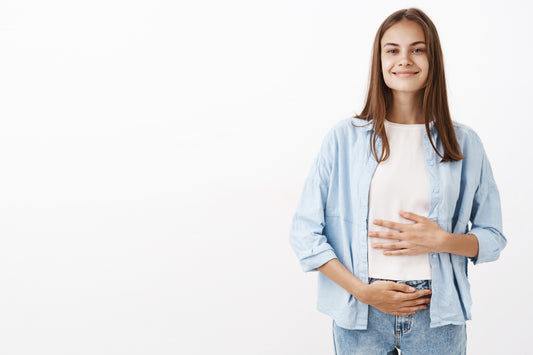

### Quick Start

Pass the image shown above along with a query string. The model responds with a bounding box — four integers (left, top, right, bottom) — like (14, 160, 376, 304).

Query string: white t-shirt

(367, 118, 432, 280)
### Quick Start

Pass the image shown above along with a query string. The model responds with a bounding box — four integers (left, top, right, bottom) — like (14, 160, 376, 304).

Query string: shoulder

(322, 117, 370, 144)
(325, 117, 372, 140)
(451, 120, 485, 150)
(452, 120, 481, 143)
(316, 117, 369, 157)
(450, 120, 491, 175)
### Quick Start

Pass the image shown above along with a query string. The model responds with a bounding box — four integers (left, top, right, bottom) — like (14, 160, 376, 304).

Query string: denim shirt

(289, 117, 507, 330)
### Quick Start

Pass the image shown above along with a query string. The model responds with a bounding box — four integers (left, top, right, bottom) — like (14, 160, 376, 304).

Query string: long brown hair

(353, 8, 464, 163)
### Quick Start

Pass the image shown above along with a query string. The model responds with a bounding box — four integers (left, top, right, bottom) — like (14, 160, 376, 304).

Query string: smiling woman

(381, 21, 429, 98)
(289, 7, 506, 355)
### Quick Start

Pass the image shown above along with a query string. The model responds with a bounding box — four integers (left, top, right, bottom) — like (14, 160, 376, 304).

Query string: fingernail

(409, 287, 415, 292)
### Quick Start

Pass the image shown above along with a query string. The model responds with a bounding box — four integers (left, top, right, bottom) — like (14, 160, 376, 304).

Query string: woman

(289, 8, 506, 354)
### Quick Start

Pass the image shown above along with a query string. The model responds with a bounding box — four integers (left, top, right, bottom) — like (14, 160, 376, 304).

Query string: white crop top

(367, 118, 432, 280)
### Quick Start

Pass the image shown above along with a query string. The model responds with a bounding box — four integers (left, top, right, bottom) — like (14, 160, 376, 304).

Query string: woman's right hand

(357, 280, 432, 316)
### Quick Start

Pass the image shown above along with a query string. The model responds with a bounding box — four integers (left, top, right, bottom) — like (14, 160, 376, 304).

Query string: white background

(0, 0, 530, 354)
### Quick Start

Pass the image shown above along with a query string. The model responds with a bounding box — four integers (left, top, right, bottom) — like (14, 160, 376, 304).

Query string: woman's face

(380, 19, 429, 95)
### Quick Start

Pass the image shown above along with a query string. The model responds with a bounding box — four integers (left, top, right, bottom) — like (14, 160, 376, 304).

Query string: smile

(393, 71, 419, 77)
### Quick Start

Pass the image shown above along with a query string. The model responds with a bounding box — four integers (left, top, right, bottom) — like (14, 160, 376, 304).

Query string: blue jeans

(332, 278, 466, 354)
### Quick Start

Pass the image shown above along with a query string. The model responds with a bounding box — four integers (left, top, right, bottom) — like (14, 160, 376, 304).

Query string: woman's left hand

(369, 211, 447, 255)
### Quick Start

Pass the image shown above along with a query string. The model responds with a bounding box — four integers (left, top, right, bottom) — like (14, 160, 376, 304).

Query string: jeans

(332, 278, 466, 355)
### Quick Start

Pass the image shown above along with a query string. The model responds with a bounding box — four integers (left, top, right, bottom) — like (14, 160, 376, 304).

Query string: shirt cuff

(467, 227, 503, 265)
(299, 249, 337, 272)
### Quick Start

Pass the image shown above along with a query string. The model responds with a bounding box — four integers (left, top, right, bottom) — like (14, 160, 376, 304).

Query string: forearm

(316, 258, 367, 300)
(439, 231, 479, 258)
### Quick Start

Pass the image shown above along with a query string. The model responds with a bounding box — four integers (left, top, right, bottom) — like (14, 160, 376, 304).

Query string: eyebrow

(383, 41, 426, 47)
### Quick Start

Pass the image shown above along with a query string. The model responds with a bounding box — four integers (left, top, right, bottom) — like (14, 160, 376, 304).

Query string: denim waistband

(369, 278, 432, 291)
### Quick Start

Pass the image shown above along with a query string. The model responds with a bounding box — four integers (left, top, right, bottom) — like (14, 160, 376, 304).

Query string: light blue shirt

(289, 117, 507, 330)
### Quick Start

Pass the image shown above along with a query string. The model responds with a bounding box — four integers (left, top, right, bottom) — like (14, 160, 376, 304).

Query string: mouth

(393, 71, 419, 77)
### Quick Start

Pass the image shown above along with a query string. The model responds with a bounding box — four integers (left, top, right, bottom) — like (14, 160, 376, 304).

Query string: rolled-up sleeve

(289, 130, 338, 272)
(467, 137, 507, 265)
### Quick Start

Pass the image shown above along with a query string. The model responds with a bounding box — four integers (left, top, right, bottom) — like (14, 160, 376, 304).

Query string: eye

(386, 49, 398, 54)
(413, 48, 425, 54)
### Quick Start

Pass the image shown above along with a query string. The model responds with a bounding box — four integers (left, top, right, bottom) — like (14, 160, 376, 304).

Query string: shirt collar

(351, 117, 436, 133)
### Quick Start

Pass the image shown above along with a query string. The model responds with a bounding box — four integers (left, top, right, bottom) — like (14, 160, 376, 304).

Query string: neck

(388, 90, 424, 124)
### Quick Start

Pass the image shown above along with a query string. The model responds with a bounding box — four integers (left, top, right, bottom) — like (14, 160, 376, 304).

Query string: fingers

(386, 281, 432, 297)
(372, 219, 401, 232)
(371, 283, 432, 315)
(399, 210, 424, 223)
(389, 283, 432, 300)
(377, 283, 432, 315)
(369, 231, 403, 240)
(402, 304, 429, 313)
(372, 241, 405, 249)
(403, 296, 432, 307)
(413, 289, 432, 298)
(400, 290, 431, 305)
(388, 304, 429, 316)
(389, 282, 416, 293)
(407, 288, 432, 298)
(383, 249, 411, 256)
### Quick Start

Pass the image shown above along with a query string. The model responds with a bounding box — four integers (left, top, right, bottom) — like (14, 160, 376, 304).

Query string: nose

(398, 51, 413, 67)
